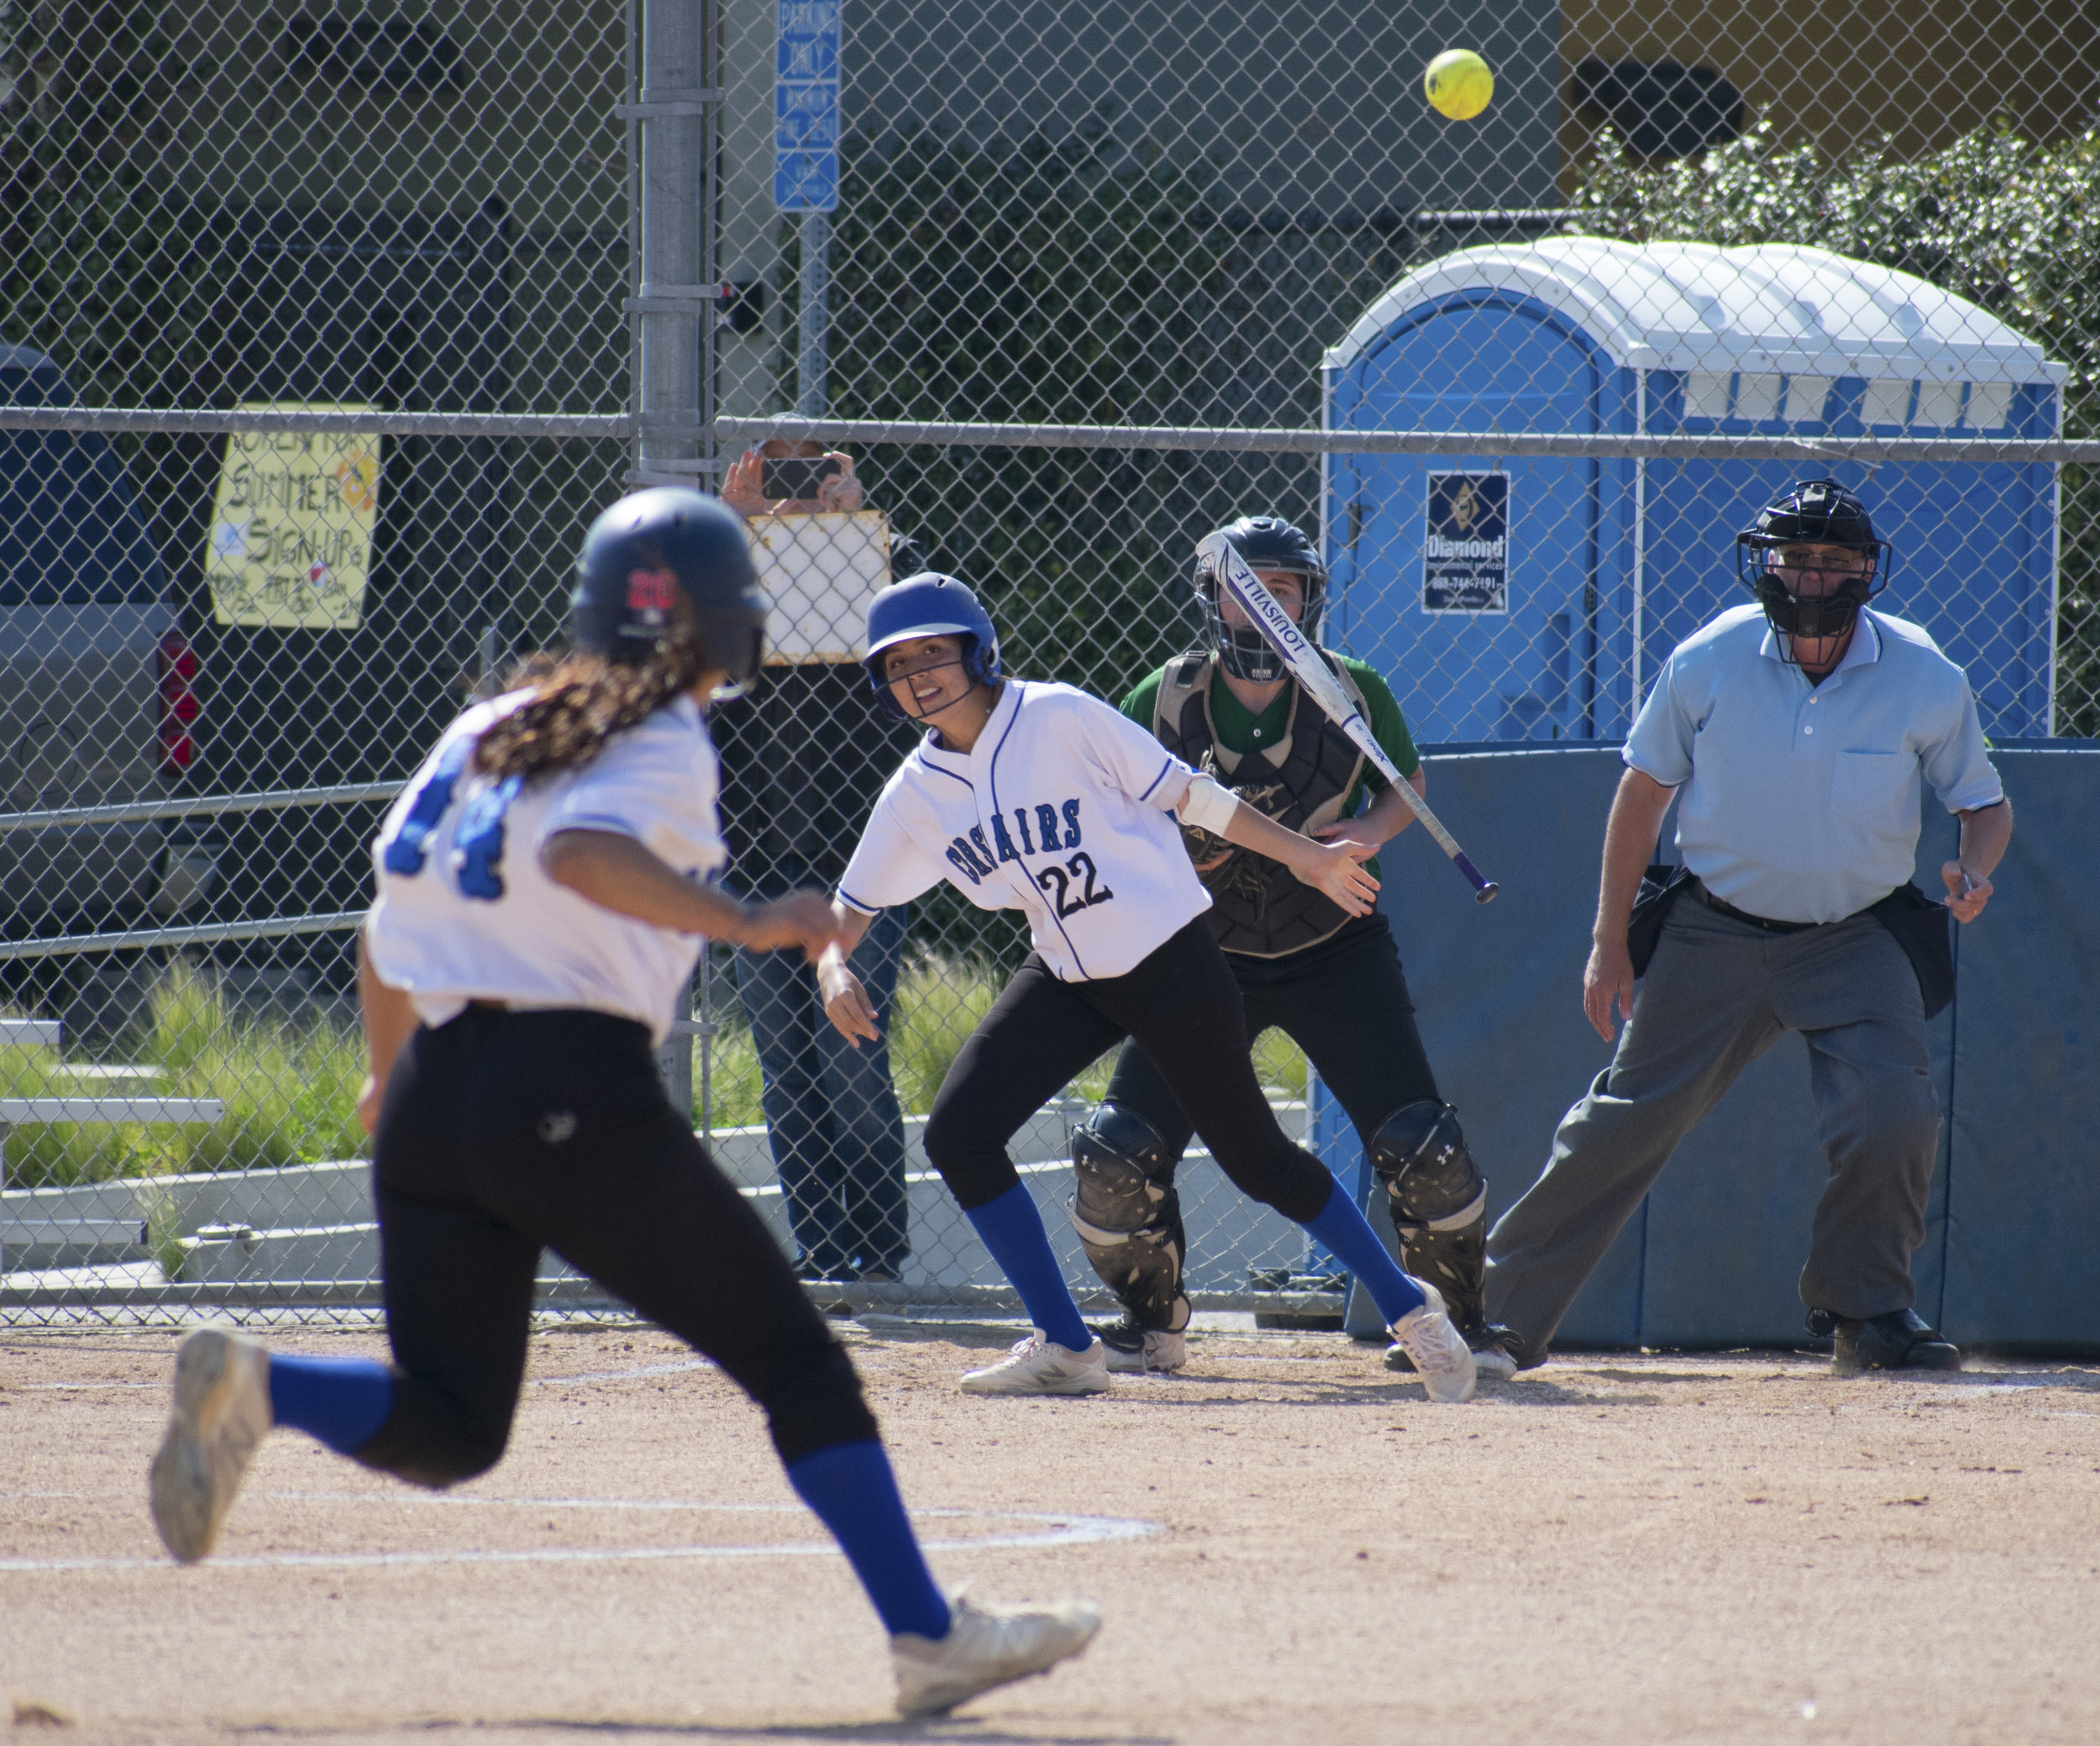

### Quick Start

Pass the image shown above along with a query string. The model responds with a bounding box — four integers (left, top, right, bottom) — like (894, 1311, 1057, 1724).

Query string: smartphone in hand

(762, 455, 842, 501)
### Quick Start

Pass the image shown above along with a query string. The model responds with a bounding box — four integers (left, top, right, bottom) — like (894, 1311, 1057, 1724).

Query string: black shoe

(1811, 1307, 1963, 1375)
(793, 1258, 851, 1285)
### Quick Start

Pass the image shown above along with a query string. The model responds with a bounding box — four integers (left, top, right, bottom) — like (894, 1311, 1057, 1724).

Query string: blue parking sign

(774, 0, 841, 213)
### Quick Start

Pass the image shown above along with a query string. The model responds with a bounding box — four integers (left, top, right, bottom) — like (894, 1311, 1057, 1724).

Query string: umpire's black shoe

(1814, 1307, 1963, 1375)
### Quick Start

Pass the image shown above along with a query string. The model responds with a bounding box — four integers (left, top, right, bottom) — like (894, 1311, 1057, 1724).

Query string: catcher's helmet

(1735, 479, 1890, 654)
(1193, 516, 1327, 681)
(570, 488, 767, 696)
(863, 571, 1003, 720)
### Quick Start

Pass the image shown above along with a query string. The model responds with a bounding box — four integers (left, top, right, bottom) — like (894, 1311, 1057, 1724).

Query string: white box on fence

(745, 509, 892, 661)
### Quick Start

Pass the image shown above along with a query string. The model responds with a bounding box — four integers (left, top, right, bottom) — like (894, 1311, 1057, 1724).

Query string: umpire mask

(1735, 479, 1890, 655)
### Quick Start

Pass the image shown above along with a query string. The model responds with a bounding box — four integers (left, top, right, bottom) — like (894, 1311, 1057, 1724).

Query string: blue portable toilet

(1320, 239, 2066, 743)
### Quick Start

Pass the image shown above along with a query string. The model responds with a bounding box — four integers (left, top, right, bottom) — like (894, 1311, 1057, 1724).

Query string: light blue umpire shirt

(1624, 603, 2005, 925)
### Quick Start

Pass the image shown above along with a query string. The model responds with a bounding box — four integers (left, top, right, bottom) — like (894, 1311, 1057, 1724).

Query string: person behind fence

(719, 440, 913, 1284)
(815, 571, 1479, 1403)
(143, 488, 1100, 1718)
(1073, 515, 1516, 1380)
(1482, 479, 2013, 1377)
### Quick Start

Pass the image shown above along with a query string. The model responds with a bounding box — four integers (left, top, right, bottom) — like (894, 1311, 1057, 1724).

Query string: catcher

(1071, 515, 1515, 1377)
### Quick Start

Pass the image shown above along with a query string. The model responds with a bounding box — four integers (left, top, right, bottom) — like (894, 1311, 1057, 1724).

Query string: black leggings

(1102, 912, 1441, 1173)
(922, 919, 1335, 1223)
(356, 1006, 876, 1487)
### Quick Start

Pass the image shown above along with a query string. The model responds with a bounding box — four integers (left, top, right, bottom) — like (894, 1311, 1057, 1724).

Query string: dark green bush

(1567, 120, 2100, 732)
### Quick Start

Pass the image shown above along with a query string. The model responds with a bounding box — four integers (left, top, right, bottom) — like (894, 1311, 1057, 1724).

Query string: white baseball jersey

(838, 679, 1210, 981)
(365, 689, 727, 1043)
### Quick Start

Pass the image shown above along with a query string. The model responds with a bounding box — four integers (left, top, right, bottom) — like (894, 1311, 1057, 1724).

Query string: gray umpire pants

(1484, 893, 1941, 1360)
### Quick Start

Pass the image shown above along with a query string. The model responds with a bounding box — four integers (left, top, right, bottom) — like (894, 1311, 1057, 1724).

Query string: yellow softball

(1425, 49, 1494, 121)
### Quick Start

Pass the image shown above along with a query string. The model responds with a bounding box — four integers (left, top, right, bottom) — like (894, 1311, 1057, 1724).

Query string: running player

(1072, 517, 1515, 1379)
(145, 490, 1099, 1719)
(817, 571, 1478, 1403)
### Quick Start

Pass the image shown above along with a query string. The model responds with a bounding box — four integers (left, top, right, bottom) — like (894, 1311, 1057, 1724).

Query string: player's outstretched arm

(1186, 777, 1380, 916)
(816, 901, 882, 1047)
(543, 828, 848, 959)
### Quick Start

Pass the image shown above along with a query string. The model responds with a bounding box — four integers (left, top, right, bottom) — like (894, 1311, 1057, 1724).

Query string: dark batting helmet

(862, 571, 1003, 721)
(1735, 479, 1891, 651)
(570, 488, 768, 695)
(1193, 515, 1328, 681)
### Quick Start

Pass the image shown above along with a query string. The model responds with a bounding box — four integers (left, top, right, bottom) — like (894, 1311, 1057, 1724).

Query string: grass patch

(681, 953, 1308, 1128)
(0, 964, 365, 1189)
(0, 959, 1311, 1183)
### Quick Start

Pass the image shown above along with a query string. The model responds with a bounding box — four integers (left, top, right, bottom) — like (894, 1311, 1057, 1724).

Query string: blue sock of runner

(265, 1353, 396, 1455)
(1301, 1179, 1427, 1325)
(785, 1439, 951, 1640)
(963, 1184, 1093, 1354)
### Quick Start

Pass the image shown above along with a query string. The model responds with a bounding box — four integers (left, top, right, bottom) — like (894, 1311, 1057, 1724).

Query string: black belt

(1693, 880, 1819, 935)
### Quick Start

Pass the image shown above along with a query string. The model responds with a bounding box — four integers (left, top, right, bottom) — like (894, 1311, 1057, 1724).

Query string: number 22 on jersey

(1037, 851, 1113, 919)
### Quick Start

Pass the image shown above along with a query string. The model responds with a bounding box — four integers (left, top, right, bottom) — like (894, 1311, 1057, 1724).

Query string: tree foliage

(1567, 120, 2100, 731)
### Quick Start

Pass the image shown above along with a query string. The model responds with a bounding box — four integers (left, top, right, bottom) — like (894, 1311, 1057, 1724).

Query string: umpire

(1483, 480, 2012, 1375)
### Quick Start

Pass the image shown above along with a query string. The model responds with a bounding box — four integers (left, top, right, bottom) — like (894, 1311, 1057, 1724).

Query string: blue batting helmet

(863, 571, 1001, 719)
(570, 488, 767, 692)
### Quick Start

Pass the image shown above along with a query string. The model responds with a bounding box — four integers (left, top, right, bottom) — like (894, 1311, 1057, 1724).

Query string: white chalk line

(0, 1491, 1160, 1575)
(17, 1358, 717, 1392)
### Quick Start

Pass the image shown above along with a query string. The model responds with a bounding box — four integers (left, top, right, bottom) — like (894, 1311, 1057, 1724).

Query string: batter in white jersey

(838, 676, 1210, 981)
(144, 493, 1102, 1714)
(820, 573, 1479, 1402)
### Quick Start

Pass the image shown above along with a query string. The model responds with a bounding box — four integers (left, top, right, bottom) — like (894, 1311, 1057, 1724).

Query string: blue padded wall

(1939, 746, 2100, 1354)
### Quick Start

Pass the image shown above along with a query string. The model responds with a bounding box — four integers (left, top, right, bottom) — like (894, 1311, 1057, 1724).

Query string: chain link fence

(2, 0, 2095, 1323)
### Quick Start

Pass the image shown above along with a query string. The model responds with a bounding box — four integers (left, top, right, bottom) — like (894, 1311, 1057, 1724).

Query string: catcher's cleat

(1095, 1316, 1188, 1375)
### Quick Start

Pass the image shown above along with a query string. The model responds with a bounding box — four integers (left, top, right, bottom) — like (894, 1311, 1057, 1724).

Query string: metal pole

(798, 210, 829, 418)
(638, 0, 705, 483)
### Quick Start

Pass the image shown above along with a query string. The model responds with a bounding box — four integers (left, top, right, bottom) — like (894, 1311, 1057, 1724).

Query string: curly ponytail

(474, 628, 708, 782)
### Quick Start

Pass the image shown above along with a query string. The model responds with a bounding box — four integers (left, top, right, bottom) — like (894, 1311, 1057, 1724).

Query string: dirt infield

(3, 1317, 2097, 1745)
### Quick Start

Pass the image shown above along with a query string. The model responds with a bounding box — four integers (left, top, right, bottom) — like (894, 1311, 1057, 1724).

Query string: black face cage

(1735, 534, 1892, 652)
(1194, 564, 1329, 681)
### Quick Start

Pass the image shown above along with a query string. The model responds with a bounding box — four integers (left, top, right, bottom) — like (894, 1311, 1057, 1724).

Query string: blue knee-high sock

(266, 1354, 396, 1456)
(1301, 1180, 1426, 1326)
(963, 1183, 1092, 1354)
(786, 1439, 951, 1640)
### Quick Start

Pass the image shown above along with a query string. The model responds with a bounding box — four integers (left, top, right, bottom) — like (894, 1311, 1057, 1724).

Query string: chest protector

(1152, 650, 1369, 959)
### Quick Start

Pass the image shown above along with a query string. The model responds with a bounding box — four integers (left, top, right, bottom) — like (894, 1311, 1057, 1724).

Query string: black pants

(356, 1006, 876, 1488)
(1102, 913, 1441, 1170)
(922, 919, 1335, 1223)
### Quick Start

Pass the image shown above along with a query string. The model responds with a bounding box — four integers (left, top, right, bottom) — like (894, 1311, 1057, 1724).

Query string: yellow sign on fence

(205, 409, 381, 629)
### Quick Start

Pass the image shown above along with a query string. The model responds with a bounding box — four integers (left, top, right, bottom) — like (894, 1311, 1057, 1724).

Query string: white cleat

(893, 1591, 1102, 1717)
(1471, 1341, 1520, 1383)
(958, 1333, 1111, 1396)
(1387, 1281, 1478, 1403)
(150, 1325, 273, 1562)
(1098, 1320, 1188, 1375)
